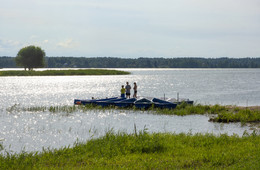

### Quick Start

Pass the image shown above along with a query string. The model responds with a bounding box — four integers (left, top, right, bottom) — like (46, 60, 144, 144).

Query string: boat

(114, 98, 137, 108)
(134, 98, 153, 109)
(74, 96, 193, 109)
(152, 98, 177, 109)
(74, 97, 118, 105)
(95, 97, 126, 107)
(166, 98, 194, 105)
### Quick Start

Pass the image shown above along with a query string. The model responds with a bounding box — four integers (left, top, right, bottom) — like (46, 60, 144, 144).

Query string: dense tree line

(0, 56, 17, 68)
(1, 56, 260, 68)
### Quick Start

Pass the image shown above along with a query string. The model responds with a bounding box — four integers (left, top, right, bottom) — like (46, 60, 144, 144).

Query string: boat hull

(74, 97, 118, 105)
(95, 98, 126, 107)
(134, 98, 153, 109)
(74, 96, 192, 109)
(114, 98, 137, 108)
(152, 98, 177, 109)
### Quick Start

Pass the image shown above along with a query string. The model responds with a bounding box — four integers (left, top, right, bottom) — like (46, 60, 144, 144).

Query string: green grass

(0, 69, 130, 76)
(155, 103, 260, 123)
(212, 109, 260, 123)
(0, 131, 259, 169)
(155, 103, 226, 115)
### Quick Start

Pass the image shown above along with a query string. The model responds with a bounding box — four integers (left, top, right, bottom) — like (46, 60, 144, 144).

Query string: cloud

(1, 0, 260, 57)
(0, 39, 21, 47)
(0, 38, 23, 55)
(30, 35, 38, 39)
(0, 38, 21, 50)
(57, 39, 78, 48)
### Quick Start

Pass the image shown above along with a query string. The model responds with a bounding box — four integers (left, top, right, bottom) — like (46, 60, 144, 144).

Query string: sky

(0, 0, 260, 58)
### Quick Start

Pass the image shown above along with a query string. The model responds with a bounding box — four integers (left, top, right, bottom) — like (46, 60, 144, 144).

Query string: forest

(1, 56, 260, 68)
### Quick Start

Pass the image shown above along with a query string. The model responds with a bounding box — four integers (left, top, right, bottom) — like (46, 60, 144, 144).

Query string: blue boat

(74, 97, 118, 105)
(152, 98, 177, 109)
(95, 97, 126, 107)
(180, 100, 194, 105)
(134, 98, 153, 109)
(114, 98, 137, 108)
(166, 98, 194, 105)
(74, 96, 192, 109)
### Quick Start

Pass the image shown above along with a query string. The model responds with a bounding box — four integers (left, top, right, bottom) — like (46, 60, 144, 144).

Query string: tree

(15, 45, 46, 70)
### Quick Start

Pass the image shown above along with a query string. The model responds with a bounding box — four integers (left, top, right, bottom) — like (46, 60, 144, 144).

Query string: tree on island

(15, 45, 46, 70)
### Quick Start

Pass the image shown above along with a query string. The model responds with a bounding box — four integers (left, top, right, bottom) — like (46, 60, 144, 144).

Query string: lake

(0, 68, 259, 154)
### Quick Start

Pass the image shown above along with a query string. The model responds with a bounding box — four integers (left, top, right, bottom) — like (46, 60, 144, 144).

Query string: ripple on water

(0, 109, 255, 154)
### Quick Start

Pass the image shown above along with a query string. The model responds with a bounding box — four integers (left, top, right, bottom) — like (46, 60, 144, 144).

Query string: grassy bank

(0, 131, 259, 169)
(0, 69, 130, 76)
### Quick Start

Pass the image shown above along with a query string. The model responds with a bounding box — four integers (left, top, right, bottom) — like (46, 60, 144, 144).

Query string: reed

(0, 131, 259, 169)
(0, 143, 3, 152)
(5, 104, 260, 123)
(154, 104, 226, 116)
(211, 108, 260, 123)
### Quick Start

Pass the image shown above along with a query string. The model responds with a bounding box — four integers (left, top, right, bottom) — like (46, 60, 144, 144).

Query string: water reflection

(0, 109, 254, 154)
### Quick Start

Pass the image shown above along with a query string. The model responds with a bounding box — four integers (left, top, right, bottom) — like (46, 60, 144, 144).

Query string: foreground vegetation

(0, 131, 259, 169)
(0, 69, 130, 76)
(2, 104, 260, 169)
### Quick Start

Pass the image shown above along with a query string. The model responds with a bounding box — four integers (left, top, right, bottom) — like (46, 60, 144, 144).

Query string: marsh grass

(213, 108, 260, 123)
(154, 103, 260, 123)
(0, 131, 259, 169)
(0, 141, 3, 152)
(6, 103, 260, 123)
(0, 69, 130, 76)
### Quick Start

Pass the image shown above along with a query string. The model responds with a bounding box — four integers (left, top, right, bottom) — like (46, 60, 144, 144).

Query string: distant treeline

(1, 56, 260, 68)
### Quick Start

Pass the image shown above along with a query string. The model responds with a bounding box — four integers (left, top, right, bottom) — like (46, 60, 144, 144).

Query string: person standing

(133, 82, 137, 98)
(125, 82, 131, 99)
(121, 85, 125, 98)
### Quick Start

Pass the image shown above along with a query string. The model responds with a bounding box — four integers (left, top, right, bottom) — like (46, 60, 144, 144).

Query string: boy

(121, 85, 125, 98)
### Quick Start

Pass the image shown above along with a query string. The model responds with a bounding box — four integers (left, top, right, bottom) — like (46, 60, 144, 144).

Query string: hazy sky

(1, 0, 260, 58)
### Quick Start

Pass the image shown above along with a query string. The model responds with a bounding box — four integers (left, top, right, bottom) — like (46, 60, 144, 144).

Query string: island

(0, 69, 130, 76)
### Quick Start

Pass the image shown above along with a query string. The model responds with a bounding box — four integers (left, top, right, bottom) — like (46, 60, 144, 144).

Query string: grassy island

(1, 131, 259, 169)
(0, 69, 130, 76)
(156, 103, 260, 123)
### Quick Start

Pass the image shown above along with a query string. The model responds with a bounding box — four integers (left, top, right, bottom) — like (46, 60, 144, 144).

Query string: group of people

(121, 82, 137, 98)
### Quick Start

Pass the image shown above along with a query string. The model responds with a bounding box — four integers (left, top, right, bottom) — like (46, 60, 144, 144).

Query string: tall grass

(6, 104, 103, 114)
(0, 141, 3, 152)
(0, 69, 130, 76)
(0, 131, 259, 169)
(154, 103, 260, 123)
(213, 108, 260, 123)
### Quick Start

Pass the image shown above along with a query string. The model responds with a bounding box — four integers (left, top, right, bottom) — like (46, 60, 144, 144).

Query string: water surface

(0, 68, 259, 154)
